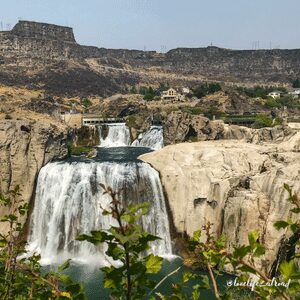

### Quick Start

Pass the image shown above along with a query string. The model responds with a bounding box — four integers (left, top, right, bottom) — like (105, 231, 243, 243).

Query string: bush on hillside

(292, 78, 300, 88)
(237, 86, 286, 99)
(192, 83, 221, 98)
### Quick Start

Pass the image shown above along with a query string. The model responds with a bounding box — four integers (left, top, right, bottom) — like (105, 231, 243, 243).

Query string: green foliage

(252, 114, 284, 128)
(0, 187, 85, 299)
(253, 114, 273, 128)
(264, 97, 282, 108)
(203, 106, 225, 120)
(192, 83, 221, 98)
(125, 115, 138, 128)
(77, 185, 163, 299)
(181, 105, 224, 119)
(157, 83, 169, 93)
(176, 200, 300, 300)
(140, 86, 162, 101)
(1, 181, 299, 300)
(67, 143, 93, 156)
(237, 85, 286, 99)
(181, 107, 204, 115)
(265, 95, 299, 109)
(273, 117, 284, 126)
(292, 79, 300, 88)
(80, 98, 92, 108)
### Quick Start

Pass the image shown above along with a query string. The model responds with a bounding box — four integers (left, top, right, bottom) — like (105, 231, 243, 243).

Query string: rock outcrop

(140, 134, 300, 274)
(163, 111, 296, 145)
(0, 120, 68, 232)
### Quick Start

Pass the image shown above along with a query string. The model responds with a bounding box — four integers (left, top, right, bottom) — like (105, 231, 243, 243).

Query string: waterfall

(98, 123, 164, 150)
(132, 126, 164, 150)
(27, 160, 172, 265)
(98, 123, 131, 147)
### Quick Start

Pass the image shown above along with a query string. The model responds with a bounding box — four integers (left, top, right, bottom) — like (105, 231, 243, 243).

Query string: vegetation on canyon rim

(0, 184, 299, 299)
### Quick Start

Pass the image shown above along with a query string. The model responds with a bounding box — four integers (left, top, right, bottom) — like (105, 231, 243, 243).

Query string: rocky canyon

(141, 131, 300, 274)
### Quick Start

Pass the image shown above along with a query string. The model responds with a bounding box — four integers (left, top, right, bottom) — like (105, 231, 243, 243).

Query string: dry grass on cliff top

(0, 85, 67, 128)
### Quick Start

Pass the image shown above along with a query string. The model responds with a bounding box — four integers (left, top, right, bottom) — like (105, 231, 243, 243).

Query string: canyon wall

(140, 132, 300, 274)
(1, 21, 300, 97)
(0, 120, 68, 232)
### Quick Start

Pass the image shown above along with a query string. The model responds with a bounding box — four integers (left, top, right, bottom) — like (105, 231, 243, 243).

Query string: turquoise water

(60, 257, 231, 300)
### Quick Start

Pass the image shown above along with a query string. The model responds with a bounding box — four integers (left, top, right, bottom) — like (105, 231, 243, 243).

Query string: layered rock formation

(140, 132, 300, 274)
(1, 20, 300, 97)
(163, 111, 296, 145)
(0, 120, 68, 232)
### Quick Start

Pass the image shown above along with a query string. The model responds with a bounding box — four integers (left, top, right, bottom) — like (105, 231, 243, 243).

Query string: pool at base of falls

(42, 257, 233, 300)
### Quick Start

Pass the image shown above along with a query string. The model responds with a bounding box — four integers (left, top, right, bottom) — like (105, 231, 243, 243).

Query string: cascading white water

(98, 123, 164, 150)
(132, 126, 164, 150)
(27, 160, 172, 265)
(98, 123, 131, 147)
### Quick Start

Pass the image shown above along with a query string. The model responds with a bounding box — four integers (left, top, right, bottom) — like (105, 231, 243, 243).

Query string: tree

(207, 83, 221, 94)
(1, 183, 299, 299)
(77, 185, 163, 300)
(292, 79, 300, 88)
(81, 98, 92, 109)
(192, 83, 222, 99)
(0, 186, 85, 299)
(253, 114, 273, 128)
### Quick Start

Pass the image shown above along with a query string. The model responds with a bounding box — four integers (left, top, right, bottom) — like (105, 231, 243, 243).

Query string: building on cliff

(267, 91, 283, 99)
(161, 88, 190, 101)
(161, 88, 178, 100)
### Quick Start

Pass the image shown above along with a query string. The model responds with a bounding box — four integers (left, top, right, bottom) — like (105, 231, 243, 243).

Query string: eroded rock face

(163, 111, 296, 145)
(163, 111, 224, 144)
(140, 136, 300, 274)
(93, 94, 147, 118)
(0, 120, 67, 232)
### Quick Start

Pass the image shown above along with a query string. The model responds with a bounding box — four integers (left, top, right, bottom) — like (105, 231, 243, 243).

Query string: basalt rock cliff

(1, 21, 300, 97)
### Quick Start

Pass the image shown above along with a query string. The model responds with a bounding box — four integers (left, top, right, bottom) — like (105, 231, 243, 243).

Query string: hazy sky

(1, 0, 300, 51)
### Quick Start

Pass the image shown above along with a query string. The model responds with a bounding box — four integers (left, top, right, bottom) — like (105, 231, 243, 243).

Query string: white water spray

(132, 126, 164, 150)
(27, 161, 172, 265)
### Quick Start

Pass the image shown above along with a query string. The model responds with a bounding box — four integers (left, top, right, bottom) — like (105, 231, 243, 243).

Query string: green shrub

(77, 186, 163, 299)
(237, 86, 286, 99)
(265, 95, 298, 109)
(192, 83, 221, 98)
(273, 117, 284, 126)
(253, 114, 273, 128)
(265, 97, 282, 108)
(81, 98, 92, 108)
(126, 115, 138, 128)
(0, 187, 85, 299)
(68, 144, 93, 156)
(182, 107, 204, 115)
(292, 78, 300, 88)
(143, 93, 155, 101)
(203, 106, 225, 120)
